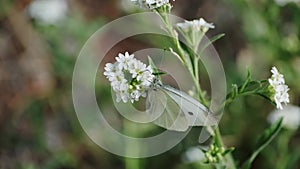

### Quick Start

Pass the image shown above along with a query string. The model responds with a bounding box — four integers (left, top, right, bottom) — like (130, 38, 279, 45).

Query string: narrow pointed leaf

(241, 118, 283, 169)
(200, 33, 225, 55)
(148, 56, 158, 74)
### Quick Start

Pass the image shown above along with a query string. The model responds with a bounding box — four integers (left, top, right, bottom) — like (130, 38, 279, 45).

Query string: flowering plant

(104, 52, 154, 103)
(103, 1, 293, 169)
(268, 67, 290, 109)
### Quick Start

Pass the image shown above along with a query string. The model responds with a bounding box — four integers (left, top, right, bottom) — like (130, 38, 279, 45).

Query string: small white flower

(116, 52, 134, 70)
(131, 0, 172, 9)
(140, 66, 154, 86)
(146, 0, 169, 9)
(103, 63, 116, 78)
(176, 18, 214, 48)
(268, 66, 289, 109)
(268, 105, 300, 130)
(130, 90, 141, 102)
(115, 82, 130, 103)
(130, 60, 147, 79)
(177, 18, 215, 33)
(270, 67, 285, 84)
(104, 52, 155, 103)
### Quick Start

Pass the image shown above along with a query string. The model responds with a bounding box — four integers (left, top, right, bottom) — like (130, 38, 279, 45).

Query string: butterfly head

(150, 77, 163, 90)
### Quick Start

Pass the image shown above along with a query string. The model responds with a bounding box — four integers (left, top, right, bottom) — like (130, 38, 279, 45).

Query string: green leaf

(241, 118, 283, 169)
(243, 81, 261, 92)
(148, 56, 158, 74)
(152, 71, 167, 76)
(148, 56, 166, 80)
(199, 33, 225, 55)
(257, 93, 273, 103)
(240, 69, 252, 93)
(231, 84, 238, 99)
(222, 147, 235, 156)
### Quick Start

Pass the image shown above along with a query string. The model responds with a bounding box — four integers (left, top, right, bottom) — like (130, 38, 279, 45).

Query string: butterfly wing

(162, 85, 218, 126)
(146, 88, 189, 131)
(146, 88, 167, 121)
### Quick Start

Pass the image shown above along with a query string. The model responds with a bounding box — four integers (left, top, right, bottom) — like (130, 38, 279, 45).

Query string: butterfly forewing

(162, 85, 217, 126)
(146, 88, 167, 121)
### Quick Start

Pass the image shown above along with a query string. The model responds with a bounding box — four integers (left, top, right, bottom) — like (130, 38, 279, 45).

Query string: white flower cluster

(131, 0, 171, 9)
(268, 105, 300, 130)
(268, 67, 290, 109)
(104, 52, 155, 103)
(177, 18, 215, 33)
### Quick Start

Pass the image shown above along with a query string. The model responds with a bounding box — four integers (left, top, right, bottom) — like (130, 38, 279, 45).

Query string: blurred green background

(0, 0, 300, 169)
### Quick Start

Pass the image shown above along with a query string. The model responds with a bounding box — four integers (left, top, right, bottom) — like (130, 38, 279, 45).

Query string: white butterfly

(146, 77, 218, 131)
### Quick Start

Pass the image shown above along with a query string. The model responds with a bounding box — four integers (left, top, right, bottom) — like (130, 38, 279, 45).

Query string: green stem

(124, 120, 140, 169)
(221, 90, 262, 110)
(125, 158, 139, 169)
(155, 8, 236, 169)
(193, 57, 209, 107)
(158, 11, 208, 107)
(156, 11, 193, 72)
(215, 128, 237, 169)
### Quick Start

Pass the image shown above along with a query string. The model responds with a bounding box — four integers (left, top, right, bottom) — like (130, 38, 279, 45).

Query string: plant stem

(158, 11, 209, 107)
(215, 128, 237, 169)
(156, 11, 192, 72)
(123, 120, 140, 169)
(221, 90, 262, 110)
(156, 8, 236, 169)
(125, 158, 140, 169)
(193, 57, 209, 107)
